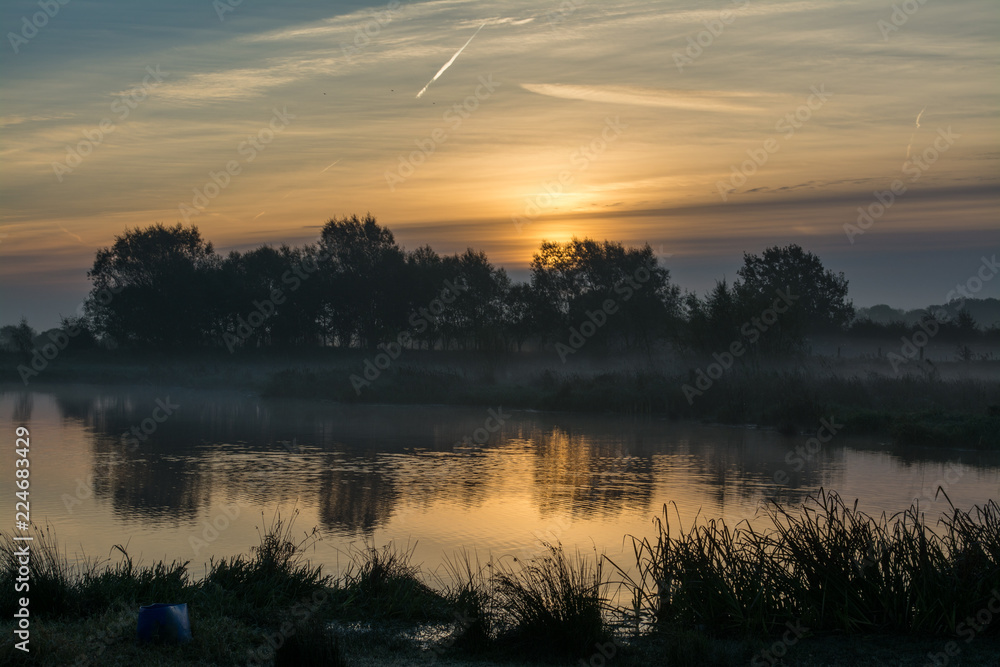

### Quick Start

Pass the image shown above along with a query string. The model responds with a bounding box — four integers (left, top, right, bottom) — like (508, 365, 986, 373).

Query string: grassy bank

(3, 494, 999, 666)
(4, 349, 999, 447)
(262, 365, 1000, 447)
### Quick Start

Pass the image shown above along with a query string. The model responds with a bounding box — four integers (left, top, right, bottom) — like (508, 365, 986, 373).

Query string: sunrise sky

(1, 0, 997, 329)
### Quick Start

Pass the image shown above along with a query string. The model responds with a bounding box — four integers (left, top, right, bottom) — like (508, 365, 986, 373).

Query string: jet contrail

(416, 22, 487, 99)
(58, 225, 83, 244)
(905, 106, 927, 161)
(320, 159, 341, 173)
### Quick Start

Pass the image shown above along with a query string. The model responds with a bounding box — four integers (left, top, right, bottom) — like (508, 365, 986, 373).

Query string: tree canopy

(75, 219, 863, 356)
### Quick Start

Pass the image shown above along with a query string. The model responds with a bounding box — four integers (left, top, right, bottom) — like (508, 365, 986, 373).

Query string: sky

(1, 0, 998, 330)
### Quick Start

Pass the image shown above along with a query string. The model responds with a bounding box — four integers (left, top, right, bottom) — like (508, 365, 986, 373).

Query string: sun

(534, 225, 577, 245)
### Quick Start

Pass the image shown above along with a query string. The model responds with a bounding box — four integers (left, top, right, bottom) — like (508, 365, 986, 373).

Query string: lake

(3, 385, 998, 587)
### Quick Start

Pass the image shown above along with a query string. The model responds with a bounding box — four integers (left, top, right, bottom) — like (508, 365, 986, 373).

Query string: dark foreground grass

(612, 490, 1000, 639)
(2, 493, 999, 666)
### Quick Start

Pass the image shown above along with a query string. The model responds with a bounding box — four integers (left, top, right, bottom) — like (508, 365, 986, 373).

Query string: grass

(611, 490, 1000, 640)
(490, 544, 610, 660)
(331, 541, 450, 622)
(3, 494, 1000, 665)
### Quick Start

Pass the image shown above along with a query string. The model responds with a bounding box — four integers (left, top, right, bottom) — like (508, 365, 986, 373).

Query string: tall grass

(4, 494, 999, 664)
(0, 523, 79, 617)
(613, 490, 1000, 639)
(201, 509, 329, 622)
(491, 544, 611, 659)
(435, 544, 615, 660)
(333, 540, 449, 622)
(1, 523, 192, 619)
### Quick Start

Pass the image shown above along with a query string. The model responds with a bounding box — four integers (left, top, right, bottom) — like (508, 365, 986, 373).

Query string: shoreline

(3, 349, 998, 449)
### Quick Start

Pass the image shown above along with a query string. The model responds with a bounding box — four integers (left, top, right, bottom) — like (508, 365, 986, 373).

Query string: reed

(613, 490, 1000, 639)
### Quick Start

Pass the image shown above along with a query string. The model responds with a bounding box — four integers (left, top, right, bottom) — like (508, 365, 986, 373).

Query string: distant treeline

(2, 215, 996, 357)
(857, 299, 1000, 330)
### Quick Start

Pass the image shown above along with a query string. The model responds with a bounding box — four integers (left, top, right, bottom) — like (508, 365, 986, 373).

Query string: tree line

(3, 215, 993, 358)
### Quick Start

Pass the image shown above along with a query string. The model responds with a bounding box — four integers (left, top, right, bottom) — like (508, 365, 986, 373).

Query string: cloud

(456, 16, 534, 28)
(0, 113, 75, 128)
(519, 84, 766, 113)
(148, 65, 304, 106)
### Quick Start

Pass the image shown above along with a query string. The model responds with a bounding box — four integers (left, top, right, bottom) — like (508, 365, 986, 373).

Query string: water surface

(2, 386, 997, 585)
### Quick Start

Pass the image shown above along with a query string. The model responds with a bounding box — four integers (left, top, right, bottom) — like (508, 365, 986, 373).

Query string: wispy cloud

(0, 113, 75, 128)
(520, 84, 766, 113)
(150, 65, 302, 106)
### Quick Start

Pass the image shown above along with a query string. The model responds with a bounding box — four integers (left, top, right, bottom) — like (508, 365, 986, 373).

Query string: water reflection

(1, 386, 997, 566)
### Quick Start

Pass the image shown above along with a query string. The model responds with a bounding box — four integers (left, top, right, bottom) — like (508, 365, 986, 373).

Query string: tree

(442, 249, 511, 352)
(530, 238, 681, 352)
(317, 214, 406, 348)
(0, 317, 36, 361)
(85, 223, 218, 347)
(684, 279, 741, 351)
(734, 244, 853, 350)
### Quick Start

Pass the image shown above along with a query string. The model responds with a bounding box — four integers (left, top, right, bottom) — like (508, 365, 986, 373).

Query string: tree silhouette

(735, 244, 853, 350)
(530, 238, 680, 352)
(71, 219, 883, 359)
(317, 214, 406, 348)
(86, 223, 218, 347)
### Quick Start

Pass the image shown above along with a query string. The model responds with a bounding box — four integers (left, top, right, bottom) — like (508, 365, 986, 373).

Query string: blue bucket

(136, 602, 192, 644)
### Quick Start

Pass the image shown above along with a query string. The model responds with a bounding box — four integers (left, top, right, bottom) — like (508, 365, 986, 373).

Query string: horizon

(2, 0, 998, 329)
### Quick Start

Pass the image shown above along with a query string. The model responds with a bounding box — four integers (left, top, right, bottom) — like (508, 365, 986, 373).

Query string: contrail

(904, 106, 927, 161)
(253, 211, 266, 220)
(58, 225, 83, 244)
(416, 22, 487, 99)
(320, 159, 341, 173)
